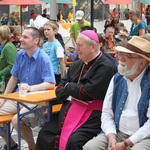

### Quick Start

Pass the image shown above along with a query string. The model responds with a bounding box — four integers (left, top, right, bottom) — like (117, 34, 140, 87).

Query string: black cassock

(35, 53, 117, 150)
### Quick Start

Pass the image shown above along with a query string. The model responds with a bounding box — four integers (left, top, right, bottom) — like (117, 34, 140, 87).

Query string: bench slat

(52, 104, 62, 113)
(0, 115, 15, 123)
(0, 104, 62, 124)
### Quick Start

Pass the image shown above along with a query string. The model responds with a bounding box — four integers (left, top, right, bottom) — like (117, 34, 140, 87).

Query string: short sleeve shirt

(69, 20, 91, 41)
(43, 40, 64, 75)
(11, 47, 56, 86)
(129, 21, 146, 36)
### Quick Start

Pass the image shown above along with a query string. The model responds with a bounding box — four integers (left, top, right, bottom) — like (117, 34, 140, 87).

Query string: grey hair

(79, 33, 100, 50)
(106, 26, 115, 33)
(30, 7, 39, 14)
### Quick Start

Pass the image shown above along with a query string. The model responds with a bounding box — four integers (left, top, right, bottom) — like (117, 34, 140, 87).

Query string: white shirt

(29, 19, 34, 27)
(31, 15, 49, 29)
(101, 69, 150, 144)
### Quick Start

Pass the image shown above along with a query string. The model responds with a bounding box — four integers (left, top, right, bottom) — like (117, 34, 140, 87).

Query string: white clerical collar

(84, 51, 101, 64)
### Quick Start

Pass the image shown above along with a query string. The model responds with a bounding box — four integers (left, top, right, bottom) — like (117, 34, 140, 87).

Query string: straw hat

(115, 36, 150, 61)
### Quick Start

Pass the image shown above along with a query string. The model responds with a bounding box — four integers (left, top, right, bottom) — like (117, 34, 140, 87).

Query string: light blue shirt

(11, 47, 56, 91)
(43, 40, 63, 75)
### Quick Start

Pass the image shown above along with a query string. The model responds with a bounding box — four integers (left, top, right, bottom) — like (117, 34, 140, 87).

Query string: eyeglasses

(30, 12, 34, 16)
(118, 52, 141, 60)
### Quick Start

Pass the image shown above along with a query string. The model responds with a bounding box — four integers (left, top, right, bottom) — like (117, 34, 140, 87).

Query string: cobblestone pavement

(0, 125, 41, 150)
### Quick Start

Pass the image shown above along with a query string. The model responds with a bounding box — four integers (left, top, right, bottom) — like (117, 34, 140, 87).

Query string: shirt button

(120, 108, 122, 110)
(26, 78, 28, 79)
(89, 106, 93, 110)
(123, 101, 125, 103)
(27, 69, 29, 71)
(125, 93, 127, 95)
(118, 115, 119, 117)
(28, 61, 30, 62)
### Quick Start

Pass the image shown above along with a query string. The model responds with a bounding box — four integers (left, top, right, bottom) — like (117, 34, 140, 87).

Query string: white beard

(118, 60, 139, 77)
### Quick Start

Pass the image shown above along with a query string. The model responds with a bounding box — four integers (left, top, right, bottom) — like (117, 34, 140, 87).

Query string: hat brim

(115, 46, 150, 61)
(76, 17, 82, 20)
(115, 46, 134, 54)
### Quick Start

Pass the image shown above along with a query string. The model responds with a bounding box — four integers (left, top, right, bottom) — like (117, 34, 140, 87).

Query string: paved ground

(0, 124, 41, 150)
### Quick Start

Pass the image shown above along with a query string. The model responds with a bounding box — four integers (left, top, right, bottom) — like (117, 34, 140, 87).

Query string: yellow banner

(119, 4, 121, 9)
(73, 0, 76, 6)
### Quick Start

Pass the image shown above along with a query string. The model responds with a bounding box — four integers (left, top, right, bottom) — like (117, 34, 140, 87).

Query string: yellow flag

(73, 0, 76, 6)
(119, 4, 121, 9)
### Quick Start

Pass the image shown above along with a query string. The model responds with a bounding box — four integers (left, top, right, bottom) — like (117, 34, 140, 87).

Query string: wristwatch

(123, 140, 131, 150)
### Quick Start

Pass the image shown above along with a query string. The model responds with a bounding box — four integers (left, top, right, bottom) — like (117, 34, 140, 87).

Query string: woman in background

(129, 8, 146, 37)
(0, 25, 17, 91)
(1, 13, 8, 25)
(68, 8, 73, 23)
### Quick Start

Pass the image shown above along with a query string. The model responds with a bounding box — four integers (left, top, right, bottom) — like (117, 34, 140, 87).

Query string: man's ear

(34, 38, 39, 44)
(91, 43, 97, 53)
(138, 58, 147, 69)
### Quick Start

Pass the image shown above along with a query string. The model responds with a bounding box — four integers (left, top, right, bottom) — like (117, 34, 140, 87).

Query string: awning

(99, 0, 132, 5)
(0, 0, 45, 4)
(41, 0, 72, 4)
(140, 0, 150, 3)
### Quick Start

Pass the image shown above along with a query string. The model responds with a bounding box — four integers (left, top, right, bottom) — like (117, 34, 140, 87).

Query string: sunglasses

(30, 12, 34, 16)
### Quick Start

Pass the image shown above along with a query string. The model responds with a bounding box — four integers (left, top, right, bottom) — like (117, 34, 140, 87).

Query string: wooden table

(66, 61, 73, 66)
(0, 89, 57, 150)
(106, 51, 115, 56)
(0, 89, 56, 104)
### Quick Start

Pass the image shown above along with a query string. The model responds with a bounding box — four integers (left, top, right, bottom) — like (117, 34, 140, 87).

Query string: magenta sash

(59, 99, 103, 150)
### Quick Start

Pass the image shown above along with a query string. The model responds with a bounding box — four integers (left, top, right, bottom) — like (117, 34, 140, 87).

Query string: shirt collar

(22, 47, 41, 60)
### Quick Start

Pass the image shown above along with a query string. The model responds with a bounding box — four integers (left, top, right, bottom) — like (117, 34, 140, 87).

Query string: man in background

(30, 7, 49, 29)
(69, 10, 90, 47)
(42, 8, 47, 18)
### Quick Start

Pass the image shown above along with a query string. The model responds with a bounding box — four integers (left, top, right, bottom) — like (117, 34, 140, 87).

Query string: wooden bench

(0, 104, 62, 126)
(66, 61, 73, 66)
(0, 104, 62, 125)
(0, 115, 15, 150)
(52, 104, 62, 113)
(0, 115, 15, 124)
(0, 104, 62, 149)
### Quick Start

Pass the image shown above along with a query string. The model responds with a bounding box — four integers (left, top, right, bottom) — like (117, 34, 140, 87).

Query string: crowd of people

(0, 5, 150, 150)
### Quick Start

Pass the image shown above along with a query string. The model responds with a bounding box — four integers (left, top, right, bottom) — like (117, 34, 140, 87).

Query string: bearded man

(83, 36, 150, 150)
